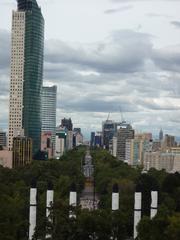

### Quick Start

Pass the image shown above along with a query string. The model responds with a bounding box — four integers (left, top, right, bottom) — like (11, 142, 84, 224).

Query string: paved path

(80, 150, 99, 210)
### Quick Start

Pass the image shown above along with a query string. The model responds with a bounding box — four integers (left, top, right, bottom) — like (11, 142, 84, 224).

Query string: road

(80, 149, 99, 210)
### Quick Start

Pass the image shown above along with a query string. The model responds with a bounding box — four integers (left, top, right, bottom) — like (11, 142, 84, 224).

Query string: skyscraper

(159, 129, 163, 141)
(41, 86, 57, 155)
(102, 120, 116, 149)
(116, 121, 134, 161)
(8, 0, 44, 156)
(61, 118, 73, 131)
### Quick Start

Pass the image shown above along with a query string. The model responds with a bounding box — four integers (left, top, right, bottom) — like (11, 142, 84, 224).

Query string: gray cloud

(60, 95, 140, 113)
(171, 21, 180, 28)
(111, 0, 178, 2)
(44, 29, 180, 122)
(104, 5, 133, 14)
(0, 30, 11, 70)
(147, 13, 171, 18)
(1, 27, 180, 136)
(152, 45, 180, 72)
(0, 30, 10, 99)
(136, 99, 180, 111)
(45, 30, 152, 74)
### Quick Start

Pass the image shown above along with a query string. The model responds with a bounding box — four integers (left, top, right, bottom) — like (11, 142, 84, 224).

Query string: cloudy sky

(1, 0, 180, 139)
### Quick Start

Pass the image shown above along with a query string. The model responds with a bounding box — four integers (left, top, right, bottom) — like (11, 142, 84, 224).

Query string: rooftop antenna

(106, 112, 110, 121)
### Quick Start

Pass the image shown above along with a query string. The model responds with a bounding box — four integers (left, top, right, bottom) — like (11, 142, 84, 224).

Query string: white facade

(8, 11, 25, 150)
(66, 131, 73, 150)
(75, 132, 83, 146)
(55, 136, 65, 159)
(143, 152, 180, 173)
(41, 86, 57, 155)
(112, 136, 117, 157)
(125, 139, 131, 164)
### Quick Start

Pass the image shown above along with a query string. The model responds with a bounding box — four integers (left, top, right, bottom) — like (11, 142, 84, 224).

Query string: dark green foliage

(0, 147, 85, 240)
(1, 146, 180, 239)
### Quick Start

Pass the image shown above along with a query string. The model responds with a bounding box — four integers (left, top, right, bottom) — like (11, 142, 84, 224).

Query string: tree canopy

(0, 146, 180, 239)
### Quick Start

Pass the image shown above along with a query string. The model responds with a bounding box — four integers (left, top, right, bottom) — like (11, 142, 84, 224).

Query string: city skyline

(1, 0, 180, 138)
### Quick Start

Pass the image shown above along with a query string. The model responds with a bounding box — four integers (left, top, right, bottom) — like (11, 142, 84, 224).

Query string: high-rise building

(102, 120, 116, 149)
(95, 132, 102, 147)
(163, 134, 176, 149)
(56, 127, 67, 159)
(0, 130, 6, 148)
(61, 118, 73, 131)
(41, 132, 54, 159)
(41, 86, 57, 155)
(125, 139, 149, 166)
(91, 131, 103, 148)
(116, 121, 134, 161)
(135, 132, 152, 141)
(66, 131, 73, 150)
(159, 129, 163, 141)
(90, 132, 95, 147)
(8, 0, 44, 156)
(73, 131, 83, 147)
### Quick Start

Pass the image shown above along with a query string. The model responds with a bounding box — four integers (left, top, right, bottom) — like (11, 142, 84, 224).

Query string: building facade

(41, 86, 57, 155)
(159, 129, 163, 141)
(56, 127, 67, 159)
(8, 0, 44, 156)
(125, 139, 149, 166)
(73, 131, 83, 147)
(0, 131, 6, 148)
(12, 136, 32, 168)
(61, 118, 73, 131)
(102, 120, 116, 149)
(41, 132, 53, 159)
(116, 121, 134, 161)
(143, 151, 180, 173)
(162, 134, 176, 149)
(0, 150, 12, 168)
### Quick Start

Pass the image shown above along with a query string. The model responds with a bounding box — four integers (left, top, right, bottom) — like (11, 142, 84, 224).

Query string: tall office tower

(8, 0, 44, 156)
(125, 138, 149, 166)
(56, 126, 67, 159)
(162, 134, 176, 149)
(90, 132, 95, 147)
(102, 120, 116, 149)
(41, 86, 57, 155)
(61, 118, 73, 131)
(116, 121, 134, 161)
(95, 132, 102, 147)
(159, 129, 163, 141)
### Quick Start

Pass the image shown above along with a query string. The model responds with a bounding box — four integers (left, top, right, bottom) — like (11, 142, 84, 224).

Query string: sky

(1, 0, 180, 139)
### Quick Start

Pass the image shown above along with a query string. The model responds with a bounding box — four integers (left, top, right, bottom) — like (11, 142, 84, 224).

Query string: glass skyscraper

(41, 86, 57, 155)
(8, 0, 44, 156)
